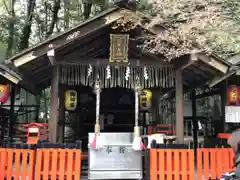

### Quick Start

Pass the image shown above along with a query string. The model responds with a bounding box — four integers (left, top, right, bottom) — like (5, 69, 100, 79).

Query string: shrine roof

(205, 54, 240, 87)
(4, 6, 232, 92)
(0, 64, 21, 84)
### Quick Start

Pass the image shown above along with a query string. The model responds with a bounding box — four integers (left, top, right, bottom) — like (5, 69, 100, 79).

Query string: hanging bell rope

(134, 79, 140, 128)
(95, 78, 101, 134)
(90, 77, 102, 149)
(132, 76, 145, 151)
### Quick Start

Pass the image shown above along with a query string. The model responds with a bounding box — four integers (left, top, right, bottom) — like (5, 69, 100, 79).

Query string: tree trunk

(46, 0, 61, 38)
(5, 0, 16, 58)
(83, 2, 92, 19)
(64, 0, 70, 29)
(19, 0, 37, 50)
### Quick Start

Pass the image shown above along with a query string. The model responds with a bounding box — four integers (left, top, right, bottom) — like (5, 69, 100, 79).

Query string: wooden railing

(0, 145, 235, 180)
(197, 148, 235, 180)
(150, 147, 235, 180)
(150, 149, 195, 180)
(0, 148, 35, 179)
(0, 147, 82, 180)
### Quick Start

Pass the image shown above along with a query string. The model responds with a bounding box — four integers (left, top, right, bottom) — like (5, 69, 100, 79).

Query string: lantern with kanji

(65, 90, 77, 111)
(0, 84, 9, 104)
(227, 86, 239, 105)
(140, 89, 152, 110)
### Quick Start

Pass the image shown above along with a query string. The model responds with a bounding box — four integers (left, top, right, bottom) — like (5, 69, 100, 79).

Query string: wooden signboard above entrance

(109, 34, 129, 63)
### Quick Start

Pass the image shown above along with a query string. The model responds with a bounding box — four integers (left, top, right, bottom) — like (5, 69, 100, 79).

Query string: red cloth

(91, 134, 97, 149)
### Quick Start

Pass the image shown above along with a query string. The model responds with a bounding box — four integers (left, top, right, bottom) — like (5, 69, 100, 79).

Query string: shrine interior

(64, 86, 137, 149)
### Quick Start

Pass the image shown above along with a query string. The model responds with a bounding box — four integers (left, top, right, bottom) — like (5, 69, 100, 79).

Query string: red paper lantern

(227, 85, 238, 105)
(0, 84, 9, 104)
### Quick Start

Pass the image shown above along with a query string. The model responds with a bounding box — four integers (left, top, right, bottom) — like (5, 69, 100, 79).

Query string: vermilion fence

(150, 149, 195, 180)
(0, 147, 82, 180)
(150, 148, 235, 180)
(35, 148, 81, 180)
(0, 146, 235, 180)
(197, 148, 235, 180)
(0, 148, 35, 180)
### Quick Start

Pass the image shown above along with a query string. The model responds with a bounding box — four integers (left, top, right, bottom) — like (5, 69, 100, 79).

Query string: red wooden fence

(150, 148, 235, 180)
(150, 149, 195, 180)
(0, 148, 35, 180)
(197, 148, 235, 179)
(0, 147, 235, 180)
(35, 148, 81, 180)
(0, 148, 82, 180)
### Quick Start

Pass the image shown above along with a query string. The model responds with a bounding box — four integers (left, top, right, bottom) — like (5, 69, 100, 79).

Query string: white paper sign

(225, 106, 240, 123)
(147, 134, 165, 149)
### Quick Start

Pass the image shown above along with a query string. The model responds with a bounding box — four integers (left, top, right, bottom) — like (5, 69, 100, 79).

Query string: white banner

(225, 106, 240, 123)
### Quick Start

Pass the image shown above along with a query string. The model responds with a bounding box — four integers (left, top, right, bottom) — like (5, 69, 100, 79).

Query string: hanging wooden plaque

(109, 34, 129, 63)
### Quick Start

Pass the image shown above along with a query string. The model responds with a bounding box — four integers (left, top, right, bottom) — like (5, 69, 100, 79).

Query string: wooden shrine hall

(5, 6, 231, 146)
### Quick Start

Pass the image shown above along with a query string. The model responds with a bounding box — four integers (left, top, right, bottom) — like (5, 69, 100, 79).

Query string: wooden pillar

(35, 94, 41, 122)
(9, 84, 16, 143)
(152, 88, 161, 125)
(192, 89, 198, 163)
(220, 80, 227, 133)
(175, 69, 184, 144)
(58, 85, 65, 143)
(49, 64, 59, 143)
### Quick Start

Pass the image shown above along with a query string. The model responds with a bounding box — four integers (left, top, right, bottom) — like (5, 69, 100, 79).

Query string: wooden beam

(180, 60, 195, 70)
(18, 78, 40, 95)
(58, 58, 173, 67)
(195, 89, 220, 99)
(47, 49, 55, 65)
(175, 69, 184, 143)
(207, 71, 235, 88)
(198, 54, 229, 74)
(0, 64, 22, 84)
(11, 9, 126, 67)
(172, 55, 198, 70)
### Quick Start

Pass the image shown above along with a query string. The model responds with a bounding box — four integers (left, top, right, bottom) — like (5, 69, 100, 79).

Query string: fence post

(150, 148, 158, 180)
(144, 149, 150, 180)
